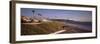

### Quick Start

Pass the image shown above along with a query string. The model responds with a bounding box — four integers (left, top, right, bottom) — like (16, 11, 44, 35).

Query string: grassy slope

(21, 21, 64, 35)
(21, 21, 91, 35)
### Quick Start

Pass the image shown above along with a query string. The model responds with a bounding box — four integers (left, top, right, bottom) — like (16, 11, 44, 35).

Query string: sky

(21, 8, 92, 22)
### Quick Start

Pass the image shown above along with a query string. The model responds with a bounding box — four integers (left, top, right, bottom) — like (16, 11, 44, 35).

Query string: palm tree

(37, 13, 42, 22)
(38, 13, 42, 16)
(32, 10, 35, 19)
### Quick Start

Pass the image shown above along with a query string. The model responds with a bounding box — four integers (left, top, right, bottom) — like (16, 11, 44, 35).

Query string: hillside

(21, 21, 64, 35)
(21, 21, 91, 35)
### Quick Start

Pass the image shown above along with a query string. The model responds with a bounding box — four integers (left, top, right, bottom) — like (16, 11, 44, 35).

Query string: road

(49, 30, 66, 34)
